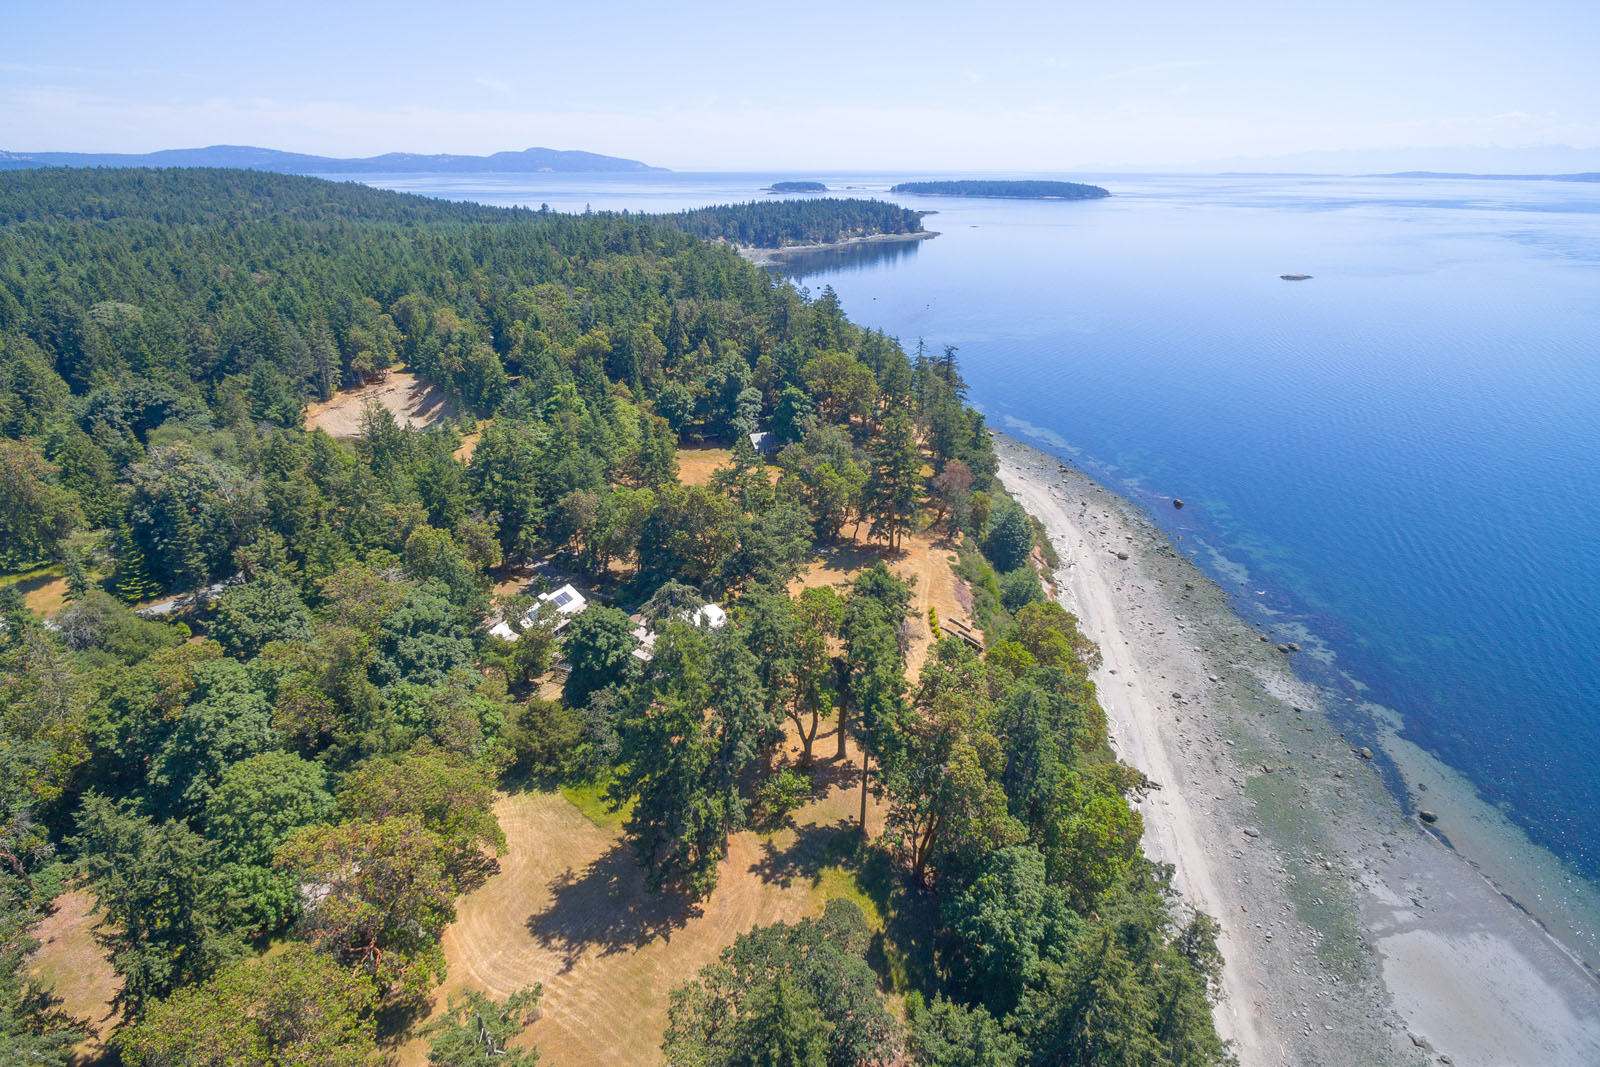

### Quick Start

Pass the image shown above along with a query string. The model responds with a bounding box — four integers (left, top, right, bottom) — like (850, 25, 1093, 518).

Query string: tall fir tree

(864, 411, 921, 551)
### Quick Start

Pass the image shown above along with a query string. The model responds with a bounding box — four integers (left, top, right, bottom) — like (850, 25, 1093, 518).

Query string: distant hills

(0, 145, 664, 173)
(1376, 171, 1600, 183)
(1120, 144, 1600, 176)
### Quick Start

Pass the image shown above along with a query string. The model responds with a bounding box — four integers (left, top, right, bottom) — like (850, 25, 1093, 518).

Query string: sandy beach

(995, 434, 1600, 1067)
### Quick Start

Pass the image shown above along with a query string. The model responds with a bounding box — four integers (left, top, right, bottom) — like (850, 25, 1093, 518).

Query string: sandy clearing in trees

(453, 419, 486, 462)
(302, 370, 456, 437)
(28, 888, 121, 1062)
(396, 729, 887, 1067)
(673, 445, 781, 489)
(788, 525, 975, 677)
(11, 570, 71, 618)
(673, 446, 735, 486)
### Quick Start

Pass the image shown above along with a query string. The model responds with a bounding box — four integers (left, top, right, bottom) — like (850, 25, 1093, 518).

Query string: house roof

(692, 603, 728, 630)
(520, 583, 589, 631)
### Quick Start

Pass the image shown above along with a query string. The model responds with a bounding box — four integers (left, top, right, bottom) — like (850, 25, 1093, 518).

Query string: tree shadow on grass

(525, 841, 701, 973)
(748, 818, 857, 890)
(852, 844, 940, 995)
(808, 745, 865, 793)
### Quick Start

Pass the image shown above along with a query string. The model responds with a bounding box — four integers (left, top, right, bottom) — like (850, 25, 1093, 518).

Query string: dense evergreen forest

(655, 197, 923, 248)
(0, 167, 1226, 1066)
(769, 181, 829, 193)
(891, 179, 1111, 200)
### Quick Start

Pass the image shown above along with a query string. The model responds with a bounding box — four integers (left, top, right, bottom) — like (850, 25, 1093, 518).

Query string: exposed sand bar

(996, 433, 1600, 1067)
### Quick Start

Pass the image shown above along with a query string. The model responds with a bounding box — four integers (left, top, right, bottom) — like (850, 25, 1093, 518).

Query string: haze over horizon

(5, 0, 1598, 172)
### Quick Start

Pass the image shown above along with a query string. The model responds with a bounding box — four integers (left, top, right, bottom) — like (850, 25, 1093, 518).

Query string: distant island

(891, 179, 1110, 200)
(653, 198, 934, 265)
(768, 181, 828, 193)
(0, 144, 664, 173)
(1374, 171, 1600, 183)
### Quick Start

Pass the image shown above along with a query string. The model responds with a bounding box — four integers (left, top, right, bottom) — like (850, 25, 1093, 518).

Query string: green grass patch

(560, 776, 634, 832)
(810, 863, 886, 931)
(0, 562, 63, 587)
(803, 834, 937, 995)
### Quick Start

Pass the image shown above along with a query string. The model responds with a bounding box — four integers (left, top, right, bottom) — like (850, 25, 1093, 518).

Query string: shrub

(754, 769, 813, 828)
(998, 566, 1044, 613)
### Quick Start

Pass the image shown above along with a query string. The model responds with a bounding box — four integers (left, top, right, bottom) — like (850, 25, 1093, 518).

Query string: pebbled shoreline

(995, 432, 1600, 1067)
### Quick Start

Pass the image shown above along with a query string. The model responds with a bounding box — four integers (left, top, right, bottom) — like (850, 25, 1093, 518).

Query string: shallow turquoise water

(360, 171, 1600, 902)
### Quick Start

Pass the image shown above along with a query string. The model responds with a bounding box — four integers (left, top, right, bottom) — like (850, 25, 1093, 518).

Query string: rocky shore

(995, 433, 1600, 1067)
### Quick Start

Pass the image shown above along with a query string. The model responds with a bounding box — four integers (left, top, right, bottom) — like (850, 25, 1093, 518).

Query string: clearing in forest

(791, 525, 977, 676)
(673, 445, 735, 485)
(303, 370, 456, 437)
(27, 888, 121, 1063)
(396, 729, 891, 1067)
(2, 566, 71, 618)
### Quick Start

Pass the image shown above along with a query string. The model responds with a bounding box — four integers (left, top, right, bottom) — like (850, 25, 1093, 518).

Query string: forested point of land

(654, 197, 921, 248)
(769, 181, 829, 193)
(891, 179, 1111, 199)
(0, 166, 1227, 1067)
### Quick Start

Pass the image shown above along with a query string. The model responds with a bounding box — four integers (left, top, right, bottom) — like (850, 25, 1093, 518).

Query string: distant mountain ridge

(1375, 171, 1600, 183)
(0, 144, 665, 173)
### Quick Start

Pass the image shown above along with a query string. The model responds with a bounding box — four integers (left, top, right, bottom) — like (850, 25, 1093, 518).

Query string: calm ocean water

(354, 170, 1600, 910)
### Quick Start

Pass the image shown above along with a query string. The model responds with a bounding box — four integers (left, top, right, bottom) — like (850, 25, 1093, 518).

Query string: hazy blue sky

(4, 0, 1598, 169)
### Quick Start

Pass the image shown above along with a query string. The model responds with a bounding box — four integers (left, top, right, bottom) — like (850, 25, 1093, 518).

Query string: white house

(690, 603, 728, 630)
(629, 600, 728, 662)
(526, 584, 588, 631)
(490, 583, 590, 642)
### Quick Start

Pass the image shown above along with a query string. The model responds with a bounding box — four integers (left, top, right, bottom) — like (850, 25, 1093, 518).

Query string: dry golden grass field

(395, 726, 891, 1067)
(672, 445, 736, 486)
(27, 889, 120, 1065)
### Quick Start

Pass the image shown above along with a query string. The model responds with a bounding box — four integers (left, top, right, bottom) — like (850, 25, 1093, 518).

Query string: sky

(4, 0, 1599, 171)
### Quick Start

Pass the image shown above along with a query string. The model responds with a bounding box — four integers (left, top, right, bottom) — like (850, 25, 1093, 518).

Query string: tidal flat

(997, 433, 1600, 1067)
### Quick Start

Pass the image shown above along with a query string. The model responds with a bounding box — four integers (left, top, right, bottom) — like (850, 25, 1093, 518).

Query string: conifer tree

(112, 524, 161, 604)
(864, 411, 921, 551)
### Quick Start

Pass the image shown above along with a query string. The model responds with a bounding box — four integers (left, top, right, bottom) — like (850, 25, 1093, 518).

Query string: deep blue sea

(352, 170, 1600, 926)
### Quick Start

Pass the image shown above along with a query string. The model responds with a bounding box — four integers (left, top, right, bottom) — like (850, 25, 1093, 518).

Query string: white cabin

(523, 583, 588, 632)
(491, 583, 591, 642)
(629, 600, 728, 662)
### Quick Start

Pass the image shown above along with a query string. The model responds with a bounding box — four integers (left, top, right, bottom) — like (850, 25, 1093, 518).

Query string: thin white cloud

(1107, 59, 1219, 79)
(474, 76, 512, 96)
